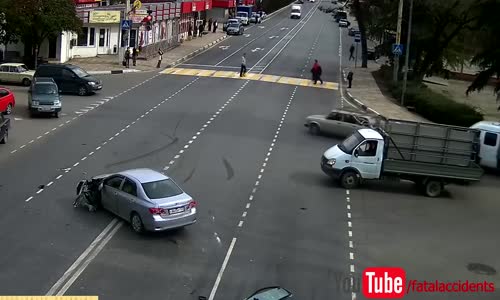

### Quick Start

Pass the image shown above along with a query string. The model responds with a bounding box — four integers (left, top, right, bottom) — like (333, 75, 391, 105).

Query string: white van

(470, 121, 500, 170)
(291, 5, 302, 19)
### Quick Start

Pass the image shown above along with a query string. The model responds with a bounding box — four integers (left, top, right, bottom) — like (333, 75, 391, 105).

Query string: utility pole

(401, 0, 413, 106)
(393, 0, 404, 83)
(125, 0, 131, 48)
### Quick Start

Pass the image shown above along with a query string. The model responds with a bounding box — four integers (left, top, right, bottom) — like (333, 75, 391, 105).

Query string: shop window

(77, 27, 89, 46)
(89, 28, 96, 46)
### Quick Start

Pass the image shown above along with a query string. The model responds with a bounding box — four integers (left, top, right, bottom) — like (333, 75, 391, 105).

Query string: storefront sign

(130, 9, 148, 23)
(192, 2, 196, 11)
(89, 10, 121, 23)
(181, 1, 209, 13)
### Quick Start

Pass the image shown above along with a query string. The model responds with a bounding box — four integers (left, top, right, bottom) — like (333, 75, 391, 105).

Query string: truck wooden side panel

(382, 159, 483, 181)
(382, 119, 480, 167)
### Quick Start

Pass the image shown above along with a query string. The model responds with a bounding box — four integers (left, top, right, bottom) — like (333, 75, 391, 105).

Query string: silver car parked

(304, 109, 382, 137)
(97, 168, 197, 233)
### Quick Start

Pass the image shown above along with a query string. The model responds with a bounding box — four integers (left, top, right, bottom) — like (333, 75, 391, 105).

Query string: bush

(390, 82, 484, 127)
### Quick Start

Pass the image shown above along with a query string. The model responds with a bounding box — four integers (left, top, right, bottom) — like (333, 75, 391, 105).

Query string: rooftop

(119, 168, 169, 183)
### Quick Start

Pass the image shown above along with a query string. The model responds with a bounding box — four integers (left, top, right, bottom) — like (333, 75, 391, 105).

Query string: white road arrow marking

(258, 26, 265, 29)
(244, 34, 251, 37)
(251, 48, 264, 52)
(280, 27, 289, 30)
(219, 45, 230, 50)
(14, 117, 23, 121)
(269, 35, 279, 39)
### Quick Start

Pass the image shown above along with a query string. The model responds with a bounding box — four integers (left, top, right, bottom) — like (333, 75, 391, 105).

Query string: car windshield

(292, 9, 300, 13)
(34, 84, 57, 95)
(71, 67, 89, 78)
(237, 12, 247, 17)
(338, 131, 364, 154)
(142, 179, 183, 199)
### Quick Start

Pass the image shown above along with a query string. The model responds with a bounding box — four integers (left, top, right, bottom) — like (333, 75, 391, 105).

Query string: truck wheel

(424, 180, 442, 197)
(340, 171, 359, 189)
(309, 124, 320, 135)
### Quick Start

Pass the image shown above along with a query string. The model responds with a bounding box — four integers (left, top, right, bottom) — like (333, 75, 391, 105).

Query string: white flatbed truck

(321, 119, 484, 197)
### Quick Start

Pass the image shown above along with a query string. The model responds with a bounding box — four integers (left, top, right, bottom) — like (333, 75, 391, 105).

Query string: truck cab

(236, 11, 249, 25)
(322, 129, 384, 181)
(470, 121, 500, 170)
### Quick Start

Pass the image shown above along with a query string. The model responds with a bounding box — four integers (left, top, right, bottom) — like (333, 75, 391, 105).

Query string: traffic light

(142, 9, 154, 31)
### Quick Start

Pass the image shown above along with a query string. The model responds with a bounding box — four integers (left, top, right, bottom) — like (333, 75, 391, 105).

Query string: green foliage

(389, 81, 484, 127)
(0, 0, 20, 47)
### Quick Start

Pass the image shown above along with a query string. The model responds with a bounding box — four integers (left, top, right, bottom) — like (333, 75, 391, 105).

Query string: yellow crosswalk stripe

(160, 68, 338, 90)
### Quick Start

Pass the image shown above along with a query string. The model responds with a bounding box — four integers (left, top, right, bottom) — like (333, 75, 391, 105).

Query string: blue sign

(392, 43, 404, 56)
(121, 20, 132, 30)
(354, 34, 361, 43)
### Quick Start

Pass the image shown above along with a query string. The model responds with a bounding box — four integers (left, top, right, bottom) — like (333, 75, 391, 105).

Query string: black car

(34, 64, 102, 96)
(0, 113, 10, 144)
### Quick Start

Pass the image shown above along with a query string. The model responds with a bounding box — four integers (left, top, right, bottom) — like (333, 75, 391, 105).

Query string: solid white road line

(46, 219, 120, 295)
(208, 237, 237, 300)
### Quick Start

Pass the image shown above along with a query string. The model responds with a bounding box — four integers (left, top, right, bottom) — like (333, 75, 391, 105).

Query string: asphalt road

(1, 1, 499, 299)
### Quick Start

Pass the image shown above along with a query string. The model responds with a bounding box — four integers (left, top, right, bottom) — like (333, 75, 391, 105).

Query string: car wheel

(5, 103, 13, 115)
(0, 129, 7, 144)
(130, 212, 145, 234)
(22, 78, 31, 86)
(54, 111, 59, 118)
(309, 124, 320, 135)
(78, 85, 88, 96)
(340, 171, 359, 189)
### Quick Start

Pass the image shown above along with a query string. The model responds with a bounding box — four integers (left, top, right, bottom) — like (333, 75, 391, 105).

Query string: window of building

(77, 27, 97, 47)
(484, 132, 498, 147)
(89, 28, 96, 46)
(77, 27, 89, 46)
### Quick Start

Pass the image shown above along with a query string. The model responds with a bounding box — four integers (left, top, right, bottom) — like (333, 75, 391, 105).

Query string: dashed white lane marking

(8, 74, 161, 156)
(346, 189, 355, 299)
(21, 76, 198, 204)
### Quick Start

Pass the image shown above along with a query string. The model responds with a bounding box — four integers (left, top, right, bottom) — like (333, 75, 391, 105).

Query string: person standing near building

(124, 48, 131, 68)
(198, 22, 204, 37)
(213, 20, 218, 33)
(157, 48, 163, 68)
(240, 53, 247, 77)
(311, 59, 323, 84)
(208, 18, 213, 32)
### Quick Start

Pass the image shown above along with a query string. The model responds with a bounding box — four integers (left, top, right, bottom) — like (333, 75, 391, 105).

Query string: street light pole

(401, 0, 413, 107)
(393, 0, 404, 83)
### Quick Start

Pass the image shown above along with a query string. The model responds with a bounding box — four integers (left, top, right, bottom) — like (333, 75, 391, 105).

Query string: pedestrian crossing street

(160, 68, 339, 90)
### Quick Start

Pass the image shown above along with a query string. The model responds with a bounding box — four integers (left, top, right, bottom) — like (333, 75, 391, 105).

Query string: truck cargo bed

(383, 159, 483, 181)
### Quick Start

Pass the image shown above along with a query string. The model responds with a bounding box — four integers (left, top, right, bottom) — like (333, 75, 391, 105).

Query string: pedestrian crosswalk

(160, 68, 338, 90)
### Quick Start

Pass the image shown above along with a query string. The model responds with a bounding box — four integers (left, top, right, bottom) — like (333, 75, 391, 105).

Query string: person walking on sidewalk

(240, 53, 247, 77)
(311, 59, 323, 84)
(208, 18, 213, 32)
(349, 44, 355, 61)
(132, 47, 138, 67)
(213, 20, 218, 33)
(347, 70, 354, 88)
(157, 48, 164, 68)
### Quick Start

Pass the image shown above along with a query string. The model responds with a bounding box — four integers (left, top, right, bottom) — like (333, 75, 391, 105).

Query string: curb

(341, 69, 384, 117)
(165, 35, 228, 68)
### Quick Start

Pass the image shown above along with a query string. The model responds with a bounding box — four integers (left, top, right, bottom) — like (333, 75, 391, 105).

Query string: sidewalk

(342, 61, 427, 122)
(68, 31, 227, 74)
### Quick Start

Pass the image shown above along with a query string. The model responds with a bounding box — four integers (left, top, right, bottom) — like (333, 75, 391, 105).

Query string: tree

(466, 0, 500, 108)
(351, 0, 368, 68)
(13, 0, 82, 68)
(0, 0, 20, 53)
